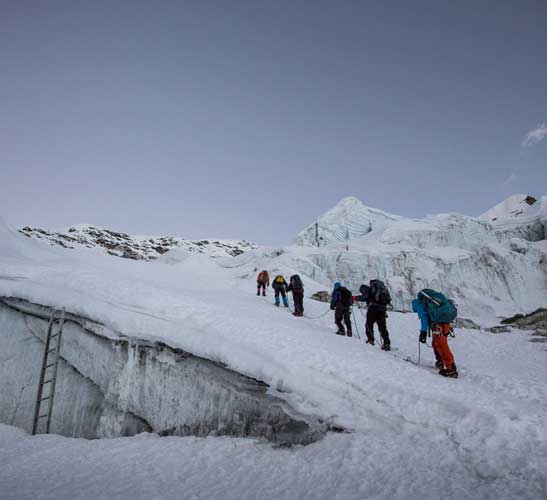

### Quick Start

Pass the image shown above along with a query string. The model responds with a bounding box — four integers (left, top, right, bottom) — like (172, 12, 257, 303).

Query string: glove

(330, 305, 335, 310)
(419, 331, 427, 344)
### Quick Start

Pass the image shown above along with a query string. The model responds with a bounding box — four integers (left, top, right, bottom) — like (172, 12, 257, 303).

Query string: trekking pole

(286, 293, 292, 312)
(351, 307, 361, 339)
(404, 337, 421, 365)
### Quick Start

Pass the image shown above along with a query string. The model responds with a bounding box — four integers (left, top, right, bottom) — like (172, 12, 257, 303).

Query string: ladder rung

(38, 413, 49, 419)
(40, 396, 50, 402)
(46, 363, 56, 369)
(49, 334, 58, 339)
(42, 379, 53, 385)
(47, 348, 56, 354)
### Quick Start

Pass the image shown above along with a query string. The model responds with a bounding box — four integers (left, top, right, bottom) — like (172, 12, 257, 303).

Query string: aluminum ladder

(32, 309, 65, 435)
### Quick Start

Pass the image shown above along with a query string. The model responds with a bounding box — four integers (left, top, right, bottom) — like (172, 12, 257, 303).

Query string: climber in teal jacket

(412, 298, 429, 333)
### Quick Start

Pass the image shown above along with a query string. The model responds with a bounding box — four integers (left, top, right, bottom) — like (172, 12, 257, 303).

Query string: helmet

(333, 281, 341, 289)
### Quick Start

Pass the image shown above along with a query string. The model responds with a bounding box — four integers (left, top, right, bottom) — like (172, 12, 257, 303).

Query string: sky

(1, 0, 546, 244)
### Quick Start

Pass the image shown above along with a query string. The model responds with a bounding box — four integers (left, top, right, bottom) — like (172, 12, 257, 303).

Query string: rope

(303, 307, 332, 320)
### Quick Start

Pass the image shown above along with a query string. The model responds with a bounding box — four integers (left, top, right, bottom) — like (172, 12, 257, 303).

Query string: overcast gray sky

(1, 0, 546, 244)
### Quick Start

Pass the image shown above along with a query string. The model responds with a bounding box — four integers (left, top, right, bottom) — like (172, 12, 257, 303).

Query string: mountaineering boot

(439, 363, 458, 378)
(283, 296, 289, 307)
(365, 339, 375, 346)
(435, 360, 444, 369)
(336, 330, 345, 336)
(347, 330, 352, 337)
(262, 291, 266, 297)
(381, 344, 391, 351)
(257, 291, 260, 296)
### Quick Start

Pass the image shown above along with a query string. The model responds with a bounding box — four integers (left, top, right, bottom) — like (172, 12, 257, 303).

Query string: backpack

(275, 275, 285, 284)
(359, 284, 371, 301)
(290, 275, 303, 290)
(339, 286, 353, 307)
(418, 289, 457, 324)
(369, 280, 391, 306)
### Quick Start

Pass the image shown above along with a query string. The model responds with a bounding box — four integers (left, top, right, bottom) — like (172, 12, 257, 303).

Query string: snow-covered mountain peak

(479, 194, 538, 222)
(295, 197, 401, 247)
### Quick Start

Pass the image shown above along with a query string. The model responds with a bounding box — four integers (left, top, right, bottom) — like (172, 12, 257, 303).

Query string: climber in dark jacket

(272, 275, 289, 307)
(287, 275, 304, 316)
(353, 281, 391, 350)
(330, 282, 352, 336)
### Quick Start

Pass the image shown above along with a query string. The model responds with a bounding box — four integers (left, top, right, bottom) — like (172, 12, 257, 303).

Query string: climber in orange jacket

(256, 270, 269, 296)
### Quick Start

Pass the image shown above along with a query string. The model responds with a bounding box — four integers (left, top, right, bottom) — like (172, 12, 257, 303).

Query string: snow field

(1, 218, 547, 499)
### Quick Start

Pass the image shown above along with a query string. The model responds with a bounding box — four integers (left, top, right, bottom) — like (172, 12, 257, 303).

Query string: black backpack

(290, 274, 303, 291)
(369, 280, 391, 306)
(359, 284, 371, 300)
(339, 286, 353, 307)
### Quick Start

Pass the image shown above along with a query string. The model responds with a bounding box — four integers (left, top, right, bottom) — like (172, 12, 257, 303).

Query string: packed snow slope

(1, 216, 547, 499)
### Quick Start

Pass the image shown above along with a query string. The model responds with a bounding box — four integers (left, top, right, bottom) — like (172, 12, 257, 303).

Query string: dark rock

(454, 317, 481, 330)
(311, 291, 330, 303)
(486, 326, 512, 333)
(499, 308, 547, 338)
(501, 314, 525, 324)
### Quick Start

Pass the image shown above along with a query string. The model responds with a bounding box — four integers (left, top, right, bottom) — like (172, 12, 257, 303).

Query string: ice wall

(0, 298, 326, 445)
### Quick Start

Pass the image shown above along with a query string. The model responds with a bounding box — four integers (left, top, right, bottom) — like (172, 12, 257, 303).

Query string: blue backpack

(418, 289, 457, 324)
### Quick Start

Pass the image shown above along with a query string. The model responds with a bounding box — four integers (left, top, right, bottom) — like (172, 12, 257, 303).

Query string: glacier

(288, 195, 547, 320)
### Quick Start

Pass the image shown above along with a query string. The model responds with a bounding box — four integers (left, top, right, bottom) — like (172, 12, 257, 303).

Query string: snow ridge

(479, 194, 538, 222)
(19, 224, 256, 260)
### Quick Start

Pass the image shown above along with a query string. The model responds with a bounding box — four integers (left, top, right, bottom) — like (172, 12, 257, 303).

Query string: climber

(353, 280, 392, 351)
(412, 289, 458, 378)
(272, 274, 289, 307)
(256, 270, 269, 296)
(287, 274, 304, 316)
(330, 282, 353, 336)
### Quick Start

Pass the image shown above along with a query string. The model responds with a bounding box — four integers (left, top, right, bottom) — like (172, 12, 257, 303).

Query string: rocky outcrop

(20, 224, 256, 260)
(501, 308, 547, 339)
